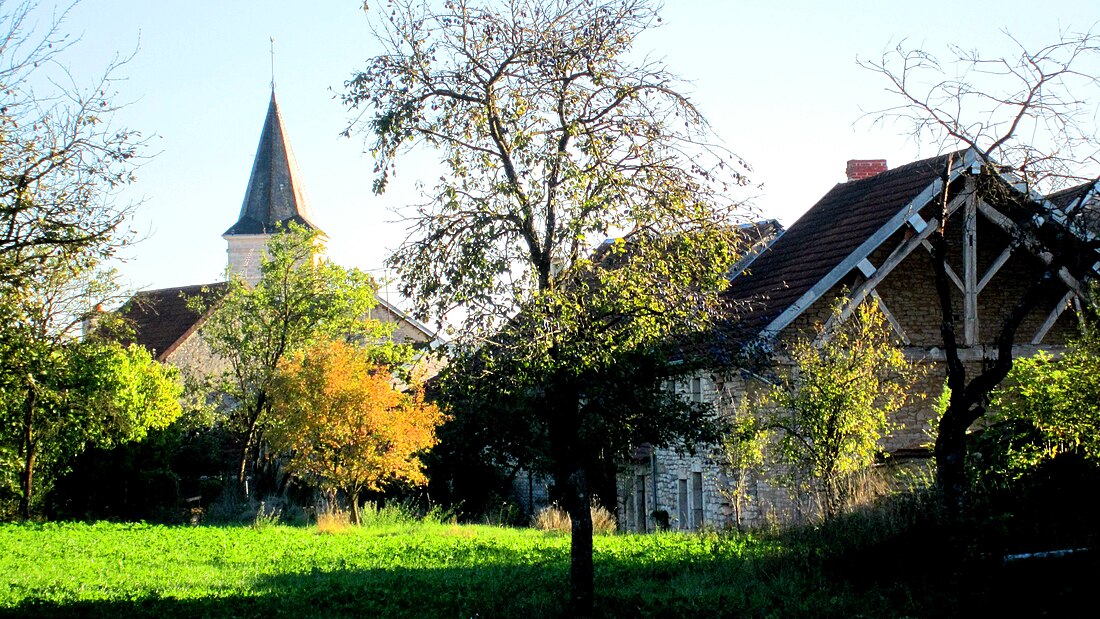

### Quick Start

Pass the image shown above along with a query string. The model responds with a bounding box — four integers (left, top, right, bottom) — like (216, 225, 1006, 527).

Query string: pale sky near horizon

(37, 1, 1099, 302)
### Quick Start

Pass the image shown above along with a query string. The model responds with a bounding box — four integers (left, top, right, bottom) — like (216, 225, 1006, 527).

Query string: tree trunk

(350, 489, 361, 525)
(237, 393, 267, 497)
(928, 178, 1061, 508)
(545, 379, 595, 616)
(237, 431, 254, 497)
(18, 390, 37, 520)
(934, 406, 972, 509)
(565, 467, 594, 617)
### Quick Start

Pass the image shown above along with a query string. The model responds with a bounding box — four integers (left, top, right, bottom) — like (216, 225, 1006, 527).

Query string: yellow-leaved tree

(267, 339, 444, 524)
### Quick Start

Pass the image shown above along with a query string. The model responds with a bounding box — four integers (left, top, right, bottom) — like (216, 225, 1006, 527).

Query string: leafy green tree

(347, 1, 752, 611)
(736, 300, 918, 518)
(988, 325, 1100, 476)
(194, 225, 410, 495)
(717, 391, 769, 530)
(0, 266, 182, 519)
(346, 2, 748, 609)
(268, 339, 445, 525)
(0, 1, 160, 521)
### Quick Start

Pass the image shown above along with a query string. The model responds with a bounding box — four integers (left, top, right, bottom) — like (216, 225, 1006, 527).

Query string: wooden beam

(963, 192, 979, 346)
(910, 343, 1066, 363)
(922, 240, 966, 291)
(870, 290, 911, 345)
(914, 187, 976, 293)
(976, 246, 1013, 293)
(1031, 289, 1076, 345)
(977, 200, 1088, 298)
(842, 217, 941, 321)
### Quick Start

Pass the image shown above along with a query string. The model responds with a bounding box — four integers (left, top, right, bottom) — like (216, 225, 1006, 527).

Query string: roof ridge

(132, 281, 227, 297)
(846, 150, 963, 186)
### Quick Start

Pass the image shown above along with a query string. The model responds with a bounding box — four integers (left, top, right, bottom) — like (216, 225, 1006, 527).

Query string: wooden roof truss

(778, 148, 1098, 349)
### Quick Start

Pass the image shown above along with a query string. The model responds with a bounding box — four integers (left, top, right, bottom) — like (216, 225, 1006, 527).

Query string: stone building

(117, 89, 438, 374)
(618, 148, 1100, 532)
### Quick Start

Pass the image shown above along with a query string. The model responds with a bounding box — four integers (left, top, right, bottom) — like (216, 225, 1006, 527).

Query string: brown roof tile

(724, 152, 959, 335)
(117, 282, 228, 361)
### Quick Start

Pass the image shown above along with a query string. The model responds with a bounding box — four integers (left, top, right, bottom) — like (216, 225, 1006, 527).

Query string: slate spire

(224, 89, 321, 236)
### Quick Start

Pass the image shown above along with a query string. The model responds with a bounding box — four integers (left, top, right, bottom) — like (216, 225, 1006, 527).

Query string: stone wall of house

(165, 329, 228, 382)
(618, 304, 1072, 533)
(617, 445, 729, 532)
(370, 302, 433, 345)
(511, 471, 552, 519)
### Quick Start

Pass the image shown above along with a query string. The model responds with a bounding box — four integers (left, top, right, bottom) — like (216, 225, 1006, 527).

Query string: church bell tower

(223, 89, 324, 285)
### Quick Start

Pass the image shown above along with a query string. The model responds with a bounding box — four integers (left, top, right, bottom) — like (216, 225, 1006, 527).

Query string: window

(691, 472, 704, 529)
(677, 479, 689, 530)
(691, 376, 704, 403)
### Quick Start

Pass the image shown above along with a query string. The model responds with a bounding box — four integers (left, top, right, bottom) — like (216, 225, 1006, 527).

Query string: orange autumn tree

(267, 339, 445, 524)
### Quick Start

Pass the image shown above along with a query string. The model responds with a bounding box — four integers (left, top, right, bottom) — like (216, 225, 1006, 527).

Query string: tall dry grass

(532, 503, 617, 534)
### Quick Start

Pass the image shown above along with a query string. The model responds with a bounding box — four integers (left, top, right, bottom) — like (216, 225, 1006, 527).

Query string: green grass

(0, 517, 1094, 618)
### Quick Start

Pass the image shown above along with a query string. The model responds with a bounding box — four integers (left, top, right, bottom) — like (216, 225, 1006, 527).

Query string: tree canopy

(194, 225, 411, 496)
(0, 0, 142, 290)
(268, 339, 444, 525)
(347, 0, 748, 333)
(346, 0, 750, 610)
(730, 299, 918, 518)
(0, 326, 182, 519)
(989, 310, 1100, 476)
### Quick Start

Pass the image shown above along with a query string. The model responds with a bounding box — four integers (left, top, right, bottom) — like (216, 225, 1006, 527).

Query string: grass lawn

(0, 517, 1094, 618)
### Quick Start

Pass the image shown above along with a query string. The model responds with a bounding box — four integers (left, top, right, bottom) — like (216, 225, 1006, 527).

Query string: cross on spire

(269, 36, 276, 90)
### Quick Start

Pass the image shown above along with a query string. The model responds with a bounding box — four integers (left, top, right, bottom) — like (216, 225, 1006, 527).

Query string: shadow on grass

(3, 525, 1096, 618)
(1, 562, 567, 619)
(0, 548, 817, 619)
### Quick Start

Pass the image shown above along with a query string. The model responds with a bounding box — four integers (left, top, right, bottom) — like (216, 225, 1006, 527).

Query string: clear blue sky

(45, 1, 1099, 296)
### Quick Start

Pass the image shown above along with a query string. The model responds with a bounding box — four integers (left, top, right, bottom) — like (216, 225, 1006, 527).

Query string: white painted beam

(1031, 289, 1076, 345)
(977, 200, 1087, 298)
(977, 246, 1014, 293)
(870, 290, 911, 345)
(842, 217, 940, 322)
(963, 192, 979, 346)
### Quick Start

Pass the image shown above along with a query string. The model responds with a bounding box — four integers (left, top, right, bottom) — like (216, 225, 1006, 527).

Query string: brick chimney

(845, 159, 888, 181)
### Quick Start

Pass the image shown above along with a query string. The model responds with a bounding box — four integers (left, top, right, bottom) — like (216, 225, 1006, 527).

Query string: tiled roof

(1046, 179, 1100, 240)
(1047, 180, 1097, 216)
(116, 282, 228, 361)
(723, 152, 959, 336)
(224, 90, 322, 236)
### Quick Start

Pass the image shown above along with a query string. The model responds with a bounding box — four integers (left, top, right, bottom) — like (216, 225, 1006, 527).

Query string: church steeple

(224, 90, 321, 236)
(224, 90, 324, 284)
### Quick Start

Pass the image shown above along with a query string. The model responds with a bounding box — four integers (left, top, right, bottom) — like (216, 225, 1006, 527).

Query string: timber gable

(725, 148, 1097, 355)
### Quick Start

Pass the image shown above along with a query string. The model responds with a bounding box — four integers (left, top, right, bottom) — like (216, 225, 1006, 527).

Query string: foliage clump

(191, 224, 407, 495)
(984, 314, 1100, 479)
(268, 339, 445, 525)
(727, 299, 919, 519)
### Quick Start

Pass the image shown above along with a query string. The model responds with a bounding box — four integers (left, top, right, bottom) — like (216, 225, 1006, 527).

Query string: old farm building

(616, 149, 1100, 531)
